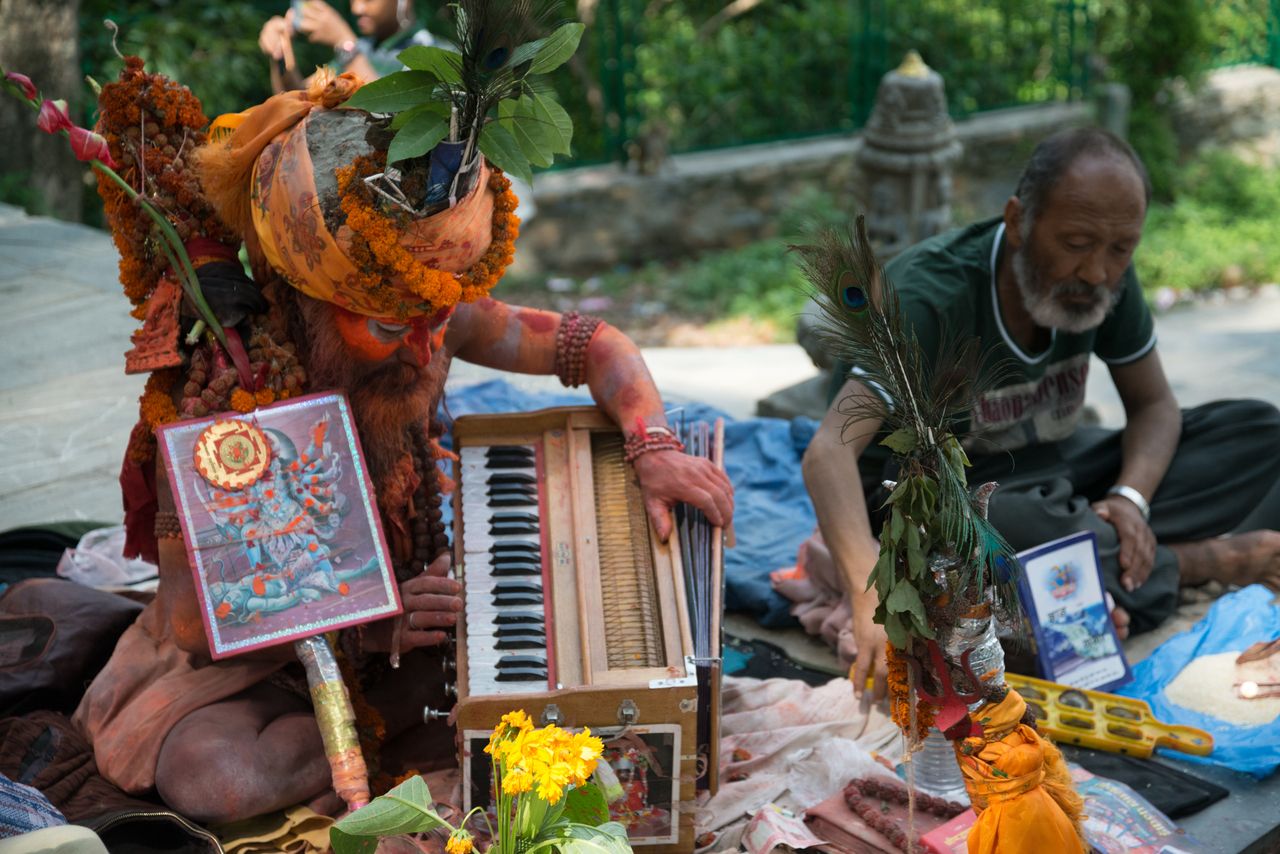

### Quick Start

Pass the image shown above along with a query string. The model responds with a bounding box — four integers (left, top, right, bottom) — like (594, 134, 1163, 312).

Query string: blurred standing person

(258, 0, 440, 91)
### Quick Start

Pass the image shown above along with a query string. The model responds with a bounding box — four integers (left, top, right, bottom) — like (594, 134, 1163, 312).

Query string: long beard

(1011, 246, 1117, 334)
(290, 295, 436, 495)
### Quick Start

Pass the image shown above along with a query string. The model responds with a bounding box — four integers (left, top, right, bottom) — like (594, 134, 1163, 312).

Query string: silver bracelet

(1107, 484, 1151, 521)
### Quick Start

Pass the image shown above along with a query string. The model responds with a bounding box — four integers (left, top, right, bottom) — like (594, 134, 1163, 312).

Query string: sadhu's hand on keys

(632, 449, 734, 542)
(399, 553, 462, 648)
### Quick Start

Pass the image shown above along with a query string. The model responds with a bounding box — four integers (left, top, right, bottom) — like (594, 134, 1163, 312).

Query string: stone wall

(516, 65, 1280, 276)
(517, 101, 1091, 276)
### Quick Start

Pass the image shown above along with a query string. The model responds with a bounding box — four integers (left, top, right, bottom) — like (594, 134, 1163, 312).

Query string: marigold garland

(336, 153, 519, 318)
(886, 641, 937, 743)
(230, 388, 256, 413)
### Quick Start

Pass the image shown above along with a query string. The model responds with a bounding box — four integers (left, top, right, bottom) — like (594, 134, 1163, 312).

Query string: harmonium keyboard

(441, 406, 724, 854)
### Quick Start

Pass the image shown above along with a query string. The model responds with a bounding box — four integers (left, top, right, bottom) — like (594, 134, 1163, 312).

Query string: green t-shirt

(850, 216, 1156, 483)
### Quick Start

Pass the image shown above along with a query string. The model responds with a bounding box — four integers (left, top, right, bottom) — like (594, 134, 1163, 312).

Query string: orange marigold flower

(254, 387, 276, 406)
(230, 388, 256, 413)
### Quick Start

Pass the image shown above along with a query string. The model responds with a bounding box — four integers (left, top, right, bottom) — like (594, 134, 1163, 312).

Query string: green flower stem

(3, 72, 227, 348)
(89, 145, 228, 349)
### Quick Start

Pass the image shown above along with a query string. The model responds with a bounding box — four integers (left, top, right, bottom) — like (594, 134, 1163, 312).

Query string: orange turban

(196, 69, 502, 320)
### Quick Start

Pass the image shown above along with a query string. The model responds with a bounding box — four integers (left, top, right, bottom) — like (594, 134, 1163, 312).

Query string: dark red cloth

(120, 424, 158, 564)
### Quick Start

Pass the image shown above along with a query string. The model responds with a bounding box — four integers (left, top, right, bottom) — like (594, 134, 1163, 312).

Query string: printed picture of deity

(157, 392, 400, 659)
(462, 724, 680, 847)
(1017, 531, 1131, 692)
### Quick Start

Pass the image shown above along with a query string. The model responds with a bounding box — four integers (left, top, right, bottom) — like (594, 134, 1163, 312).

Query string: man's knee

(155, 735, 253, 823)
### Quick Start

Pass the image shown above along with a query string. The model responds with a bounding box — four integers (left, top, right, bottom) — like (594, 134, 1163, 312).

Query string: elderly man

(803, 127, 1280, 700)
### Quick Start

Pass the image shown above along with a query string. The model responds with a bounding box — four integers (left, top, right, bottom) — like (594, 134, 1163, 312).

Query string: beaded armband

(623, 425, 686, 463)
(554, 311, 605, 388)
(154, 510, 183, 540)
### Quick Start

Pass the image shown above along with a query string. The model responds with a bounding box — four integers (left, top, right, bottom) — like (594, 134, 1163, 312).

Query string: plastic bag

(1117, 584, 1280, 778)
(55, 525, 159, 590)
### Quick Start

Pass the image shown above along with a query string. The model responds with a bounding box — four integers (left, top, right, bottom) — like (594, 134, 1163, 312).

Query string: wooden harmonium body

(448, 406, 723, 854)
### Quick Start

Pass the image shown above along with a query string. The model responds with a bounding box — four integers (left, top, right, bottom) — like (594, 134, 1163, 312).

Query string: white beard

(1011, 248, 1117, 334)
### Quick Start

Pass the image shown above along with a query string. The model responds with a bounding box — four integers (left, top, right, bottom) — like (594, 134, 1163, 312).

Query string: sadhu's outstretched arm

(448, 298, 733, 540)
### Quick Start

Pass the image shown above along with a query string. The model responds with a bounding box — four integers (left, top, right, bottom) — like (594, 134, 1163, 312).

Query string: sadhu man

(73, 66, 733, 824)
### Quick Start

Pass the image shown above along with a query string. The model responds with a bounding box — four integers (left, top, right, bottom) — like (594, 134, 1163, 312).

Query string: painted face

(331, 303, 453, 365)
(1012, 154, 1146, 333)
(350, 0, 400, 38)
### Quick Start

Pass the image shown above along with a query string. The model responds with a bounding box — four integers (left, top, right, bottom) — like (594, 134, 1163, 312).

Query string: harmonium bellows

(445, 406, 724, 854)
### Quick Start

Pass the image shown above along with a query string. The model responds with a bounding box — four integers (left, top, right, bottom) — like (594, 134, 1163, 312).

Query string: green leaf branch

(341, 11, 583, 176)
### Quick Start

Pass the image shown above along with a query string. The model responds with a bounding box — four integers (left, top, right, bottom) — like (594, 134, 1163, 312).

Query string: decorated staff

(796, 216, 1086, 853)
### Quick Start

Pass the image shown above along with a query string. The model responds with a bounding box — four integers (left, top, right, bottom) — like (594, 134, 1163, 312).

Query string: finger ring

(408, 612, 418, 630)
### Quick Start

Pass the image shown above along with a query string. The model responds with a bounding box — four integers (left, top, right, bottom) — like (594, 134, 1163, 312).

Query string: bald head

(1013, 127, 1151, 225)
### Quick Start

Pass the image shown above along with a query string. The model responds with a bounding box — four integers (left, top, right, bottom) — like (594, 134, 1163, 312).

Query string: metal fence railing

(563, 0, 1279, 167)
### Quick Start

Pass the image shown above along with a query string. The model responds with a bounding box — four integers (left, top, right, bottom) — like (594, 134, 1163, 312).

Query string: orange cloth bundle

(955, 689, 1085, 854)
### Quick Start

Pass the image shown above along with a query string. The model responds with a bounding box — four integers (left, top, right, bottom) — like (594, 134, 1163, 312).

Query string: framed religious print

(156, 392, 400, 659)
(1016, 531, 1132, 692)
(462, 723, 682, 847)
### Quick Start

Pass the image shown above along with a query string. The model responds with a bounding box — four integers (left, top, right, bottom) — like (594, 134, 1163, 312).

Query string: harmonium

(438, 406, 725, 854)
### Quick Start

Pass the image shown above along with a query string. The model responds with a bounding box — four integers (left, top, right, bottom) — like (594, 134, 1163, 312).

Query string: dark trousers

(966, 399, 1280, 634)
(864, 400, 1280, 633)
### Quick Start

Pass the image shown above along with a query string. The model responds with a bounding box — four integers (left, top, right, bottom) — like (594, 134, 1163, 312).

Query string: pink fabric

(770, 529, 857, 666)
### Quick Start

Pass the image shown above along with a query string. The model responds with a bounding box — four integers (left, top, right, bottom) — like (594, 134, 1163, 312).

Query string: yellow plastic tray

(1005, 672, 1213, 758)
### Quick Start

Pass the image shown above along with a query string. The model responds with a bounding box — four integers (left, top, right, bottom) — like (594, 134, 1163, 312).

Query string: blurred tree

(0, 0, 85, 220)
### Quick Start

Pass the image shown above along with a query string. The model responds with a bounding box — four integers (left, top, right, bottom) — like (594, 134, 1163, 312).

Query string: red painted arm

(449, 299, 734, 539)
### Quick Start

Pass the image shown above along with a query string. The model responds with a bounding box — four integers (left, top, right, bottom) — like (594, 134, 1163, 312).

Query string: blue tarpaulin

(1117, 584, 1280, 779)
(441, 380, 816, 627)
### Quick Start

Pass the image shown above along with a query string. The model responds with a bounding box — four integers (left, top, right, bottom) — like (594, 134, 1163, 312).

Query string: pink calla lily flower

(4, 72, 37, 101)
(68, 125, 118, 169)
(36, 98, 72, 134)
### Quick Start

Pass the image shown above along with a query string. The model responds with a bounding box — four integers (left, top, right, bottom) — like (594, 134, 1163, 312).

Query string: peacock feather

(794, 215, 1021, 648)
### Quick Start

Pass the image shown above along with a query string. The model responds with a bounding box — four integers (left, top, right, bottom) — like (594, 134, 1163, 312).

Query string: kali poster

(157, 392, 400, 659)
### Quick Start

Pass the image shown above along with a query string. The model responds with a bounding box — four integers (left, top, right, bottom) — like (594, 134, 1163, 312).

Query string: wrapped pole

(295, 635, 370, 811)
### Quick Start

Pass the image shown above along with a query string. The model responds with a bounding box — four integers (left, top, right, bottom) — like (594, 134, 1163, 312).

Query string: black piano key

(491, 562, 541, 577)
(494, 610, 544, 625)
(491, 511, 540, 525)
(495, 624, 546, 639)
(487, 472, 537, 486)
(497, 654, 548, 669)
(490, 521, 540, 536)
(495, 668, 548, 682)
(487, 445, 535, 459)
(489, 492, 538, 508)
(495, 634, 547, 650)
(494, 592, 543, 607)
(491, 542, 541, 557)
(486, 457, 536, 470)
(493, 580, 542, 595)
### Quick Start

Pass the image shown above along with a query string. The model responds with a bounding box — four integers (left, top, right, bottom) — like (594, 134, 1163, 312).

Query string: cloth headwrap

(955, 690, 1086, 854)
(194, 69, 363, 246)
(196, 69, 499, 320)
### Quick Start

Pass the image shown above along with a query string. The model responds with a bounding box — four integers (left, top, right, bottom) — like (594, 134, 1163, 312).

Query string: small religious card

(462, 724, 681, 847)
(1015, 531, 1131, 692)
(156, 392, 400, 659)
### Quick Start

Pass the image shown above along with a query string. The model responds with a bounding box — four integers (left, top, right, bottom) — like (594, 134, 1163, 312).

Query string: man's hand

(1093, 494, 1156, 592)
(631, 449, 733, 542)
(258, 14, 295, 65)
(398, 553, 461, 649)
(850, 594, 889, 701)
(296, 0, 357, 48)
